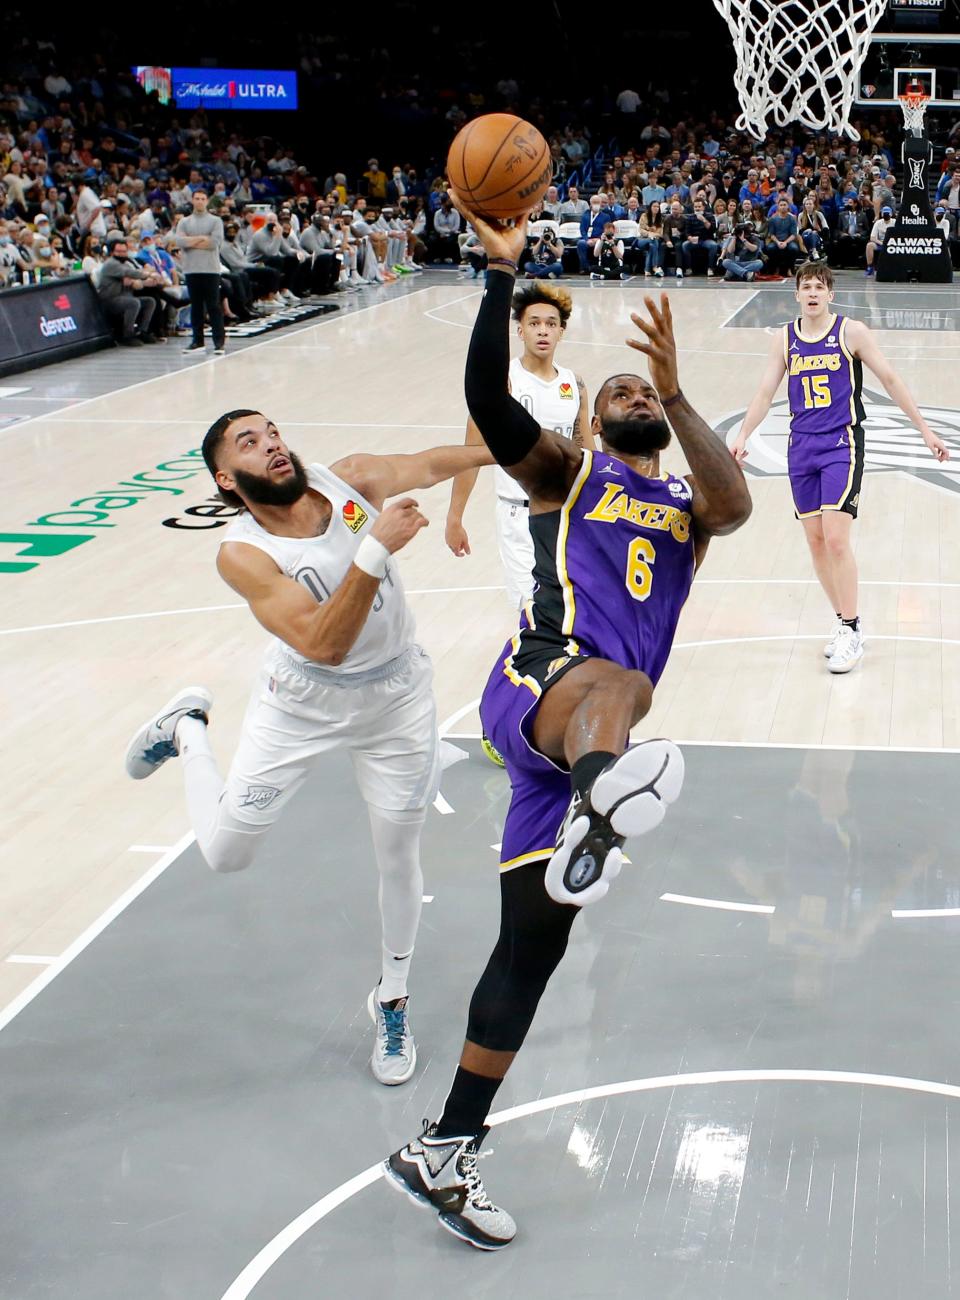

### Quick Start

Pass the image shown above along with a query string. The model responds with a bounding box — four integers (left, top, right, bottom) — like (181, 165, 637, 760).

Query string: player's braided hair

(202, 408, 261, 509)
(511, 280, 573, 327)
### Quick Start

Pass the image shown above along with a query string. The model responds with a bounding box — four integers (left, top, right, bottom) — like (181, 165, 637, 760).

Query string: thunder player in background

(445, 281, 590, 609)
(732, 261, 949, 674)
(384, 199, 751, 1249)
(124, 412, 493, 1087)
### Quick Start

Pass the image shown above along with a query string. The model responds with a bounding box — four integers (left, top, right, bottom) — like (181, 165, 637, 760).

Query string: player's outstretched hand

(446, 187, 530, 266)
(444, 514, 471, 557)
(626, 295, 680, 400)
(924, 431, 951, 463)
(730, 431, 749, 463)
(371, 498, 429, 553)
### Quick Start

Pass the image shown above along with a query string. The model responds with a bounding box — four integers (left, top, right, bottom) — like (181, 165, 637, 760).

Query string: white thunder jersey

(494, 356, 580, 500)
(220, 463, 414, 676)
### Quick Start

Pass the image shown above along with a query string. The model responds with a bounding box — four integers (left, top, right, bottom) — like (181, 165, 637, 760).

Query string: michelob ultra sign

(133, 67, 298, 110)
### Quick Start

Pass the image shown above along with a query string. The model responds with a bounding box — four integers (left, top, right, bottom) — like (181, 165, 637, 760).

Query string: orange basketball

(446, 114, 552, 220)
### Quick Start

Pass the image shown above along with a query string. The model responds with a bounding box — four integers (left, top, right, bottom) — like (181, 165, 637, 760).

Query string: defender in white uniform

(446, 282, 589, 609)
(125, 410, 493, 1085)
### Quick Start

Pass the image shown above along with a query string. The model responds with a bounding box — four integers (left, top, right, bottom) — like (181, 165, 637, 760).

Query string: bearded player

(382, 197, 752, 1249)
(125, 416, 493, 1086)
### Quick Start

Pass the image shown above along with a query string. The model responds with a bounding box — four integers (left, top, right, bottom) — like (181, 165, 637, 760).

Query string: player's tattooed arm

(574, 375, 590, 448)
(627, 294, 752, 537)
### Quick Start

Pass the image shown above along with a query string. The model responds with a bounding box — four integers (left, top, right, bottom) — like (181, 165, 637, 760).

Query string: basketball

(446, 114, 552, 220)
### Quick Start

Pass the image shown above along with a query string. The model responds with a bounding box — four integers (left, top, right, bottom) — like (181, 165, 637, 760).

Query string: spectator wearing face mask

(220, 218, 284, 312)
(0, 220, 29, 285)
(833, 197, 869, 267)
(96, 232, 160, 345)
(298, 213, 340, 294)
(79, 233, 104, 285)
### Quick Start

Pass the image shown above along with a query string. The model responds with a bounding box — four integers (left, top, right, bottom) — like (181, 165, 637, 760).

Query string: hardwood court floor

(2, 277, 959, 1014)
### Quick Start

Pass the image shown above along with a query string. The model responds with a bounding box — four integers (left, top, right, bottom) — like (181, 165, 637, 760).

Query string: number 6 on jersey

(625, 536, 656, 602)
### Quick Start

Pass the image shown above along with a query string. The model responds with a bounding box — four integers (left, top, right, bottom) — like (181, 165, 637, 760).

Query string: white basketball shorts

(495, 496, 535, 610)
(224, 644, 440, 826)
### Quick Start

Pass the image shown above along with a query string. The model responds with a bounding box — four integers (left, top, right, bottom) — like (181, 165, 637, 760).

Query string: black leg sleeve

(465, 864, 578, 1053)
(464, 269, 542, 467)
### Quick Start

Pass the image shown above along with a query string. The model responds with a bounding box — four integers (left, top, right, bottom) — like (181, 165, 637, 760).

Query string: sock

(842, 616, 860, 632)
(570, 750, 617, 801)
(378, 952, 412, 1003)
(436, 1065, 504, 1138)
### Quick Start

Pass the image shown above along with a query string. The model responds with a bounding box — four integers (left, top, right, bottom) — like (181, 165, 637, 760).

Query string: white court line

(6, 955, 57, 965)
(129, 844, 174, 854)
(660, 892, 775, 915)
(0, 588, 507, 638)
(438, 697, 481, 737)
(4, 286, 437, 436)
(445, 732, 960, 756)
(432, 794, 454, 816)
(892, 908, 960, 919)
(719, 290, 759, 329)
(219, 1067, 960, 1300)
(673, 632, 960, 651)
(421, 895, 434, 904)
(43, 418, 465, 429)
(0, 831, 195, 1033)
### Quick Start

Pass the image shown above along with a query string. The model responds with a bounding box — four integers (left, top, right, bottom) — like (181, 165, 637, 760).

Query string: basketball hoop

(899, 82, 930, 137)
(712, 0, 889, 140)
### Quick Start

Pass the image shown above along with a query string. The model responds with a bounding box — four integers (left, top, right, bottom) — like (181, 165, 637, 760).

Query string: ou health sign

(134, 67, 297, 110)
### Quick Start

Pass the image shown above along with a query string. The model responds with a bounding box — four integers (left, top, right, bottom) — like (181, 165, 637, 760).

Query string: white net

(899, 93, 929, 137)
(712, 0, 889, 140)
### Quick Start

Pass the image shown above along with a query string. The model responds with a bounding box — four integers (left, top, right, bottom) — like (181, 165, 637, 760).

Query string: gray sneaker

(384, 1121, 516, 1250)
(367, 987, 416, 1085)
(124, 686, 212, 779)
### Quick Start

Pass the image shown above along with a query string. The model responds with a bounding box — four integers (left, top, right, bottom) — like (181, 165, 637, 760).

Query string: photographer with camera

(721, 221, 764, 281)
(524, 225, 564, 279)
(590, 221, 624, 280)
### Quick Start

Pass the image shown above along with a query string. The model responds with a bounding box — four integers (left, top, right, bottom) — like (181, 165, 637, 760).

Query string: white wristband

(353, 535, 390, 579)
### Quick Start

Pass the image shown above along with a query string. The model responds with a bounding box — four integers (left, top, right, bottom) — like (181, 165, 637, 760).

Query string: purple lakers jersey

(784, 314, 864, 435)
(525, 449, 696, 686)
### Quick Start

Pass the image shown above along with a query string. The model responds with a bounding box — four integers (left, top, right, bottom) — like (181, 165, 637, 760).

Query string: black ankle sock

(570, 750, 617, 801)
(436, 1066, 504, 1138)
(842, 616, 860, 632)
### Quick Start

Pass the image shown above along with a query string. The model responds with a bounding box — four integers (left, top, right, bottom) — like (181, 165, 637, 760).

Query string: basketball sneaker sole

(545, 739, 685, 907)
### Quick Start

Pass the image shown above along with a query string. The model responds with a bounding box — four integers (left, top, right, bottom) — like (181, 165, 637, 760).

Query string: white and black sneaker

(367, 987, 416, 1085)
(124, 687, 212, 779)
(384, 1121, 516, 1250)
(824, 616, 843, 658)
(826, 624, 864, 674)
(545, 739, 685, 907)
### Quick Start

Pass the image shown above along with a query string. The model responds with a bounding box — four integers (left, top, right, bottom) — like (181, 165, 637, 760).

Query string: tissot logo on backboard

(716, 388, 960, 491)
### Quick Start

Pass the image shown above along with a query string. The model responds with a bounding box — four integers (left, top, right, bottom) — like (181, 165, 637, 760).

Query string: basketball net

(899, 84, 930, 138)
(712, 0, 888, 140)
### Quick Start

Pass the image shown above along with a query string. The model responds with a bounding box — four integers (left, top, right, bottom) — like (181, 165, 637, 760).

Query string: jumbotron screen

(133, 67, 298, 111)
